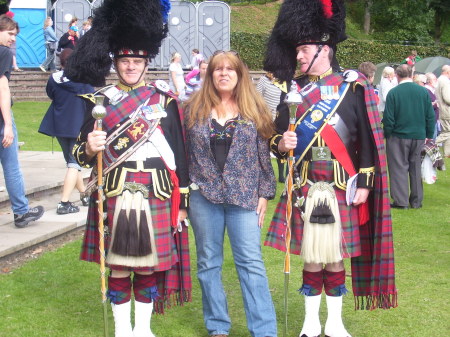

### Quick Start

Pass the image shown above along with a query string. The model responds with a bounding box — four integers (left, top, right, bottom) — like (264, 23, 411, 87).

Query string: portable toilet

(9, 0, 47, 69)
(52, 0, 91, 39)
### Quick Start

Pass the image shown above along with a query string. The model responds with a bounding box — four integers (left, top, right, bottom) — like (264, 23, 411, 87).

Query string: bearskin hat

(0, 0, 11, 15)
(263, 0, 347, 82)
(65, 0, 170, 86)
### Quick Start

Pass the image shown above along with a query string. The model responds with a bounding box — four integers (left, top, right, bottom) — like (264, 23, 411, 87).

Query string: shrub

(232, 32, 450, 70)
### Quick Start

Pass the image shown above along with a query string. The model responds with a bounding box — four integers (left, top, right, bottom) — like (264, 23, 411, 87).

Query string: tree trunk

(433, 10, 442, 43)
(363, 0, 373, 35)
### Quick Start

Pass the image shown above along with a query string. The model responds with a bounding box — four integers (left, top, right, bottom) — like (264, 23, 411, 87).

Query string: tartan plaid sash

(351, 74, 397, 310)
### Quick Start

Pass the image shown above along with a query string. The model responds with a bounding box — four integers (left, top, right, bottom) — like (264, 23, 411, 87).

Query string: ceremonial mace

(92, 95, 110, 337)
(283, 81, 302, 337)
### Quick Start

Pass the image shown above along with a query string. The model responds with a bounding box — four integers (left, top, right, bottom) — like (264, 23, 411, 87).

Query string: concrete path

(0, 151, 91, 259)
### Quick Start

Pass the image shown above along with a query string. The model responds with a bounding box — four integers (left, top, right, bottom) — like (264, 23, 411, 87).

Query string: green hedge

(231, 32, 268, 70)
(231, 32, 450, 70)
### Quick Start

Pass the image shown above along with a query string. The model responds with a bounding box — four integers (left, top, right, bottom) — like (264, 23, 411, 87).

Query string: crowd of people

(39, 15, 93, 72)
(2, 0, 450, 337)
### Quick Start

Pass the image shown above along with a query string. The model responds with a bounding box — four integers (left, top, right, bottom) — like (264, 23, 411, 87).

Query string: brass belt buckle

(311, 146, 331, 161)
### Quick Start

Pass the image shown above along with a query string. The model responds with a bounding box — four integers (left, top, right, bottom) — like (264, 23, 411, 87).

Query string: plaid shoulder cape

(265, 71, 398, 310)
(102, 85, 157, 129)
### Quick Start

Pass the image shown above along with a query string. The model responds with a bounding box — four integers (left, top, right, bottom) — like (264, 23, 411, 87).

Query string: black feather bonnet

(65, 0, 170, 86)
(263, 0, 347, 82)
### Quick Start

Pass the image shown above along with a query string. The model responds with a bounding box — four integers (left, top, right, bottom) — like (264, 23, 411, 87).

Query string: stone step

(0, 151, 91, 259)
(0, 151, 91, 212)
(9, 71, 265, 102)
(12, 96, 50, 102)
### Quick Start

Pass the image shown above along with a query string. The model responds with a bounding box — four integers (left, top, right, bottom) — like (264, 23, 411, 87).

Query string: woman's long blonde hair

(186, 52, 274, 139)
(43, 17, 52, 29)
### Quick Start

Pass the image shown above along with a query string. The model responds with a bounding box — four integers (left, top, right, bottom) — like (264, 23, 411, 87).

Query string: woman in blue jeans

(185, 51, 277, 337)
(40, 17, 57, 72)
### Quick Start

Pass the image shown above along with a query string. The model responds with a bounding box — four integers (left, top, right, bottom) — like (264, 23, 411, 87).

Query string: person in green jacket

(383, 64, 435, 209)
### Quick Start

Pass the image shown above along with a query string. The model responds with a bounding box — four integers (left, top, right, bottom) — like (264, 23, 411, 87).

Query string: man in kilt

(263, 1, 397, 337)
(65, 1, 190, 336)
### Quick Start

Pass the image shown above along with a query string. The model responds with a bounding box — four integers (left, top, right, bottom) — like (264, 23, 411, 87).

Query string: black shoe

(14, 206, 45, 228)
(80, 194, 89, 207)
(56, 201, 79, 215)
(390, 203, 409, 209)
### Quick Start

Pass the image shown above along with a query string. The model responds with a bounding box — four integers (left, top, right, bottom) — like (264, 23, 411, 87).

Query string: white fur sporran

(300, 181, 342, 264)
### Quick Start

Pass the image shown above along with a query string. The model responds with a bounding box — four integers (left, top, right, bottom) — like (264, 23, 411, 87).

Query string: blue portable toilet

(10, 0, 48, 69)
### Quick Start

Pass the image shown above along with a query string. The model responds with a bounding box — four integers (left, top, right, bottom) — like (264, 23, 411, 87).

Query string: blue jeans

(56, 137, 81, 170)
(0, 120, 29, 214)
(41, 43, 55, 71)
(189, 190, 277, 337)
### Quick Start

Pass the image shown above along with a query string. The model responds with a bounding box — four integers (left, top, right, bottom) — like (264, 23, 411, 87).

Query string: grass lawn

(3, 101, 450, 335)
(230, 2, 281, 34)
(0, 156, 449, 336)
(13, 101, 59, 152)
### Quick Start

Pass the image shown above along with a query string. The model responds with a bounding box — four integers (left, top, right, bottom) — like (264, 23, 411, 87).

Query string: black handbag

(47, 41, 57, 52)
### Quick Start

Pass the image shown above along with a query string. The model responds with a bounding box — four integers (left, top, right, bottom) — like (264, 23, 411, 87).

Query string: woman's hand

(256, 197, 268, 228)
(85, 121, 107, 158)
(353, 188, 370, 206)
(278, 130, 297, 153)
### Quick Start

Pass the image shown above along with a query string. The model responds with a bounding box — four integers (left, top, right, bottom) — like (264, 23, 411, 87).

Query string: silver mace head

(92, 95, 107, 127)
(284, 80, 302, 124)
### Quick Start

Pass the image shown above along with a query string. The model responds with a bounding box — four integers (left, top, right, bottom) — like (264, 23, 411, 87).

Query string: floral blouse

(186, 116, 276, 211)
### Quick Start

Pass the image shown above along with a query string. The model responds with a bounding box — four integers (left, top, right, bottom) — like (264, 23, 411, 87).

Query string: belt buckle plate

(311, 146, 331, 161)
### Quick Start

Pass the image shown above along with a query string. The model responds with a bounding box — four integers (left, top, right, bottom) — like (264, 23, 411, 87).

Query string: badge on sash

(311, 109, 323, 122)
(311, 146, 332, 161)
(343, 70, 359, 83)
(155, 80, 170, 93)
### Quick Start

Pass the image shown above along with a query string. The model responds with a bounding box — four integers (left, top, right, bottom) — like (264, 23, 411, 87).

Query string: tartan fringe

(354, 292, 398, 310)
(153, 289, 192, 315)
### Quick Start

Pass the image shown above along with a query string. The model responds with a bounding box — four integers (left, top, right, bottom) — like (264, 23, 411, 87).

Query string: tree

(370, 0, 433, 43)
(428, 0, 450, 43)
(363, 0, 372, 34)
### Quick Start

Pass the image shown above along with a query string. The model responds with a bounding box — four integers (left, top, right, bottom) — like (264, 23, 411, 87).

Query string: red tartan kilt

(80, 171, 178, 273)
(266, 160, 361, 258)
